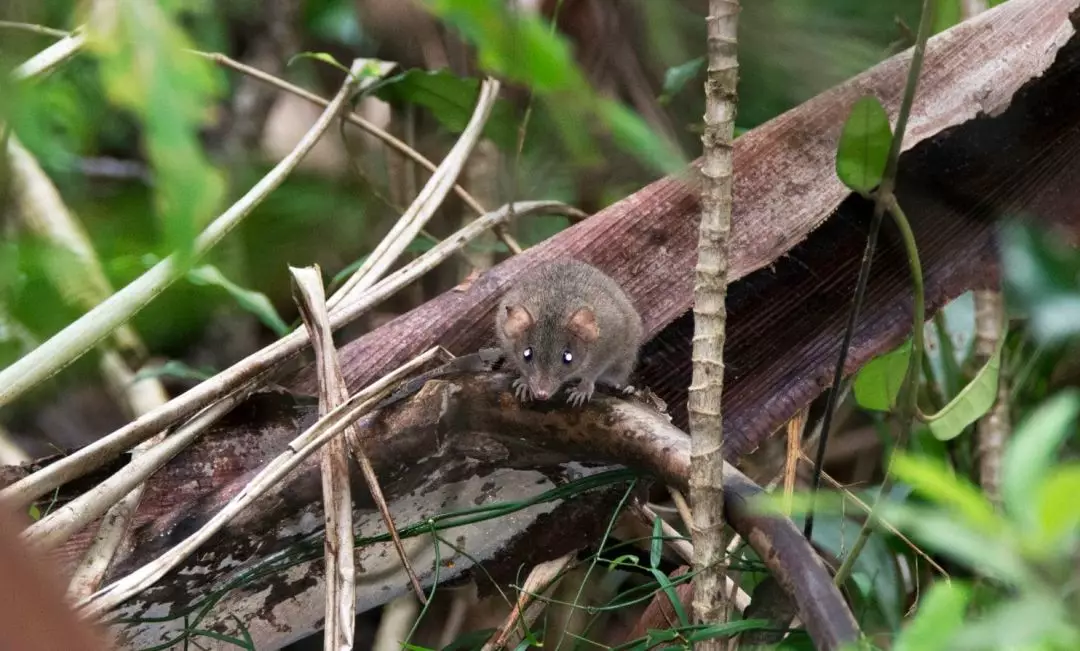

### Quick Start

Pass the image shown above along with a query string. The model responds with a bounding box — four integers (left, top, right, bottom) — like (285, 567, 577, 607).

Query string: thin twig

(797, 452, 949, 579)
(189, 49, 523, 253)
(483, 552, 576, 650)
(804, 0, 935, 541)
(0, 20, 72, 39)
(329, 79, 501, 309)
(834, 195, 926, 587)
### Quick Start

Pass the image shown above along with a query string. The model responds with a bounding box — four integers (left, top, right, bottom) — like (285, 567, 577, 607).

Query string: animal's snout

(532, 387, 551, 400)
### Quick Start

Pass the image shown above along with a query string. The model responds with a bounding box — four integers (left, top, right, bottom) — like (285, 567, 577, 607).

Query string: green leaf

(606, 554, 640, 571)
(836, 95, 892, 194)
(132, 360, 217, 384)
(854, 339, 911, 411)
(880, 504, 1029, 585)
(810, 515, 903, 630)
(86, 0, 225, 262)
(374, 69, 520, 150)
(924, 292, 975, 399)
(924, 330, 1004, 440)
(186, 264, 290, 337)
(649, 516, 664, 570)
(598, 99, 686, 175)
(1032, 465, 1080, 557)
(425, 0, 584, 93)
(893, 580, 970, 651)
(287, 51, 353, 76)
(1001, 222, 1080, 345)
(890, 452, 1002, 532)
(28, 504, 41, 521)
(440, 628, 497, 651)
(659, 57, 704, 104)
(932, 0, 963, 34)
(684, 619, 773, 642)
(1002, 389, 1080, 531)
(950, 592, 1077, 651)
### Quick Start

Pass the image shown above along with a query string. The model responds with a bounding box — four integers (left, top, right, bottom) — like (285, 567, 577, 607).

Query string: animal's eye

(523, 347, 533, 362)
(562, 350, 573, 364)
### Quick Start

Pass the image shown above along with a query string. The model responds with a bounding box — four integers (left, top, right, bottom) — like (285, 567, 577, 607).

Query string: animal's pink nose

(533, 388, 550, 400)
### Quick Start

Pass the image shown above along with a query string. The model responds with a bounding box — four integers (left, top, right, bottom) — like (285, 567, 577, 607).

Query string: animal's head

(499, 304, 599, 399)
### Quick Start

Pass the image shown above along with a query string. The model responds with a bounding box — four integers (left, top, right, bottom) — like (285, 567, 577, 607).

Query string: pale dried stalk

(75, 345, 446, 618)
(330, 79, 501, 308)
(1, 200, 575, 508)
(189, 50, 522, 254)
(372, 594, 420, 651)
(0, 20, 70, 38)
(782, 409, 806, 514)
(689, 0, 739, 642)
(974, 289, 1009, 508)
(12, 29, 83, 79)
(668, 488, 694, 534)
(0, 59, 371, 409)
(291, 266, 357, 651)
(23, 389, 247, 551)
(64, 351, 171, 599)
(8, 137, 141, 356)
(0, 425, 29, 466)
(483, 552, 576, 651)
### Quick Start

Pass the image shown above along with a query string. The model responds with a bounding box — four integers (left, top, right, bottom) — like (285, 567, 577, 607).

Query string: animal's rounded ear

(567, 307, 599, 343)
(503, 305, 535, 338)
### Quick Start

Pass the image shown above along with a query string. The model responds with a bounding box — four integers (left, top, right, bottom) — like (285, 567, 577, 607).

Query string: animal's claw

(512, 377, 534, 402)
(566, 386, 593, 408)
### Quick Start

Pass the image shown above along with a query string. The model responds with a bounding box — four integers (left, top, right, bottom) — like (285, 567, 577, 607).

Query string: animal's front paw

(512, 377, 534, 402)
(566, 382, 594, 408)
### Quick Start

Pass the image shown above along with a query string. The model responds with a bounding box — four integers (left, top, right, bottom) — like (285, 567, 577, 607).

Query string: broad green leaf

(880, 504, 1028, 585)
(659, 57, 704, 104)
(950, 592, 1077, 651)
(685, 619, 773, 642)
(854, 339, 911, 411)
(374, 69, 519, 149)
(1032, 465, 1080, 557)
(425, 0, 584, 93)
(836, 96, 892, 194)
(932, 0, 963, 35)
(598, 99, 685, 175)
(28, 504, 41, 521)
(186, 265, 290, 337)
(86, 0, 225, 262)
(1003, 390, 1080, 530)
(893, 580, 970, 651)
(924, 331, 1004, 440)
(890, 452, 1002, 532)
(810, 515, 903, 630)
(924, 292, 975, 399)
(1001, 222, 1080, 344)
